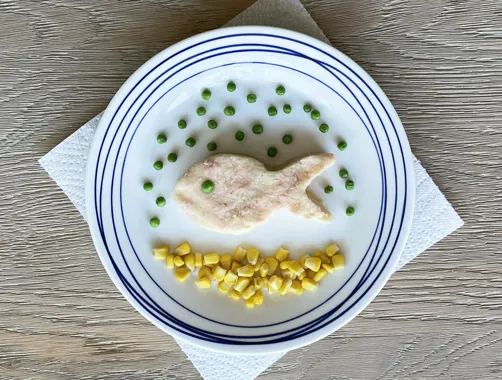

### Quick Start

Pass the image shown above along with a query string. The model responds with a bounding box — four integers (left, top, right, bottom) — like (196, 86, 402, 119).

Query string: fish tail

(280, 153, 335, 188)
(287, 189, 333, 221)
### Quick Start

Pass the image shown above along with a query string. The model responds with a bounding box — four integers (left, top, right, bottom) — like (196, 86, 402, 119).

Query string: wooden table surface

(1, 0, 501, 379)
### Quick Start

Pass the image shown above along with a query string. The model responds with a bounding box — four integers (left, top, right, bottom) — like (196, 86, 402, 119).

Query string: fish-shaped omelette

(174, 153, 335, 235)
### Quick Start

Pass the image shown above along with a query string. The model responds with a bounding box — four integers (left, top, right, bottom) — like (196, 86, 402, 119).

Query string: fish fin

(287, 189, 332, 221)
(280, 153, 335, 188)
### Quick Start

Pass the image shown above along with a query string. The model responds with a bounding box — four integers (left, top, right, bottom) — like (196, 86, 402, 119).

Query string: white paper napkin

(39, 0, 464, 379)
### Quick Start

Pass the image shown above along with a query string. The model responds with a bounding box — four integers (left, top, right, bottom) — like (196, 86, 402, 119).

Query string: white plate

(85, 26, 415, 354)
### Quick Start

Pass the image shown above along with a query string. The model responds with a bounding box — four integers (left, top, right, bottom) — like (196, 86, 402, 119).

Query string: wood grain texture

(0, 0, 501, 379)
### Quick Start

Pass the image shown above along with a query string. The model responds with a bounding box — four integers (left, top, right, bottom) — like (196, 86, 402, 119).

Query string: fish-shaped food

(174, 153, 335, 235)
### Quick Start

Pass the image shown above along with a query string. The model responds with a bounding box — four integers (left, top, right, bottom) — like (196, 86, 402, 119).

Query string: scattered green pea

(167, 153, 177, 162)
(276, 85, 286, 96)
(252, 124, 263, 135)
(150, 217, 160, 228)
(235, 131, 245, 141)
(311, 110, 321, 120)
(156, 196, 166, 207)
(282, 134, 293, 144)
(157, 133, 167, 144)
(345, 180, 355, 190)
(224, 106, 235, 116)
(185, 137, 196, 147)
(283, 104, 292, 114)
(346, 207, 355, 216)
(207, 141, 217, 151)
(319, 123, 329, 133)
(196, 107, 206, 116)
(267, 147, 278, 158)
(208, 120, 218, 129)
(303, 104, 312, 113)
(178, 120, 187, 129)
(143, 182, 153, 191)
(201, 180, 214, 193)
(247, 93, 257, 103)
(338, 141, 348, 151)
(339, 169, 349, 178)
(153, 161, 163, 171)
(324, 185, 334, 194)
(268, 106, 278, 116)
(227, 82, 236, 92)
(201, 89, 211, 100)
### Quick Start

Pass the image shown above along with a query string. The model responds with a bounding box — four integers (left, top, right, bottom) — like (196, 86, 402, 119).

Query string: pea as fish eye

(201, 180, 214, 193)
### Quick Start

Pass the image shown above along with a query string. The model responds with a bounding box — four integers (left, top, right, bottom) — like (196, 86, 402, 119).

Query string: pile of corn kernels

(152, 243, 344, 308)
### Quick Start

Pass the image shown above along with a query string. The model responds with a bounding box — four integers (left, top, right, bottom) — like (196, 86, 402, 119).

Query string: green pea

(150, 217, 160, 228)
(267, 147, 278, 157)
(346, 207, 355, 216)
(338, 141, 348, 151)
(201, 180, 214, 193)
(252, 124, 263, 134)
(324, 185, 334, 194)
(283, 104, 292, 114)
(196, 106, 206, 116)
(207, 141, 217, 151)
(201, 89, 211, 100)
(224, 106, 235, 116)
(311, 110, 321, 120)
(178, 120, 187, 129)
(227, 82, 236, 92)
(157, 133, 167, 144)
(319, 123, 329, 133)
(208, 120, 218, 129)
(143, 182, 153, 191)
(153, 161, 163, 170)
(339, 169, 349, 178)
(167, 153, 177, 162)
(247, 93, 257, 103)
(185, 137, 196, 147)
(235, 131, 245, 141)
(268, 106, 278, 116)
(303, 104, 312, 113)
(276, 85, 286, 96)
(345, 180, 355, 190)
(156, 196, 166, 207)
(282, 134, 293, 144)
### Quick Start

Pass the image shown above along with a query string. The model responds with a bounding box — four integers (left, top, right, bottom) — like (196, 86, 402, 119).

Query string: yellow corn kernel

(306, 269, 316, 279)
(242, 285, 256, 300)
(212, 266, 227, 282)
(289, 279, 303, 294)
(262, 276, 269, 288)
(173, 256, 185, 267)
(298, 271, 306, 280)
(229, 289, 241, 301)
(246, 298, 255, 308)
(268, 283, 276, 294)
(175, 242, 191, 256)
(254, 290, 264, 305)
(259, 263, 269, 278)
(231, 261, 242, 273)
(174, 267, 191, 282)
(279, 260, 292, 270)
(299, 255, 310, 268)
(274, 267, 282, 277)
(204, 253, 219, 265)
(194, 252, 203, 268)
(279, 279, 292, 295)
(195, 276, 212, 288)
(198, 266, 213, 280)
(332, 254, 345, 269)
(275, 247, 289, 262)
(313, 268, 327, 282)
(218, 281, 232, 294)
(220, 254, 232, 270)
(153, 246, 169, 260)
(223, 271, 238, 285)
(322, 263, 335, 273)
(246, 248, 260, 265)
(166, 254, 175, 269)
(234, 277, 250, 292)
(254, 277, 264, 289)
(254, 257, 265, 271)
(304, 257, 322, 272)
(184, 254, 195, 271)
(289, 261, 305, 276)
(302, 278, 318, 290)
(205, 263, 217, 269)
(265, 257, 279, 276)
(233, 246, 247, 263)
(315, 251, 330, 264)
(325, 243, 340, 257)
(237, 264, 255, 277)
(269, 275, 283, 290)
